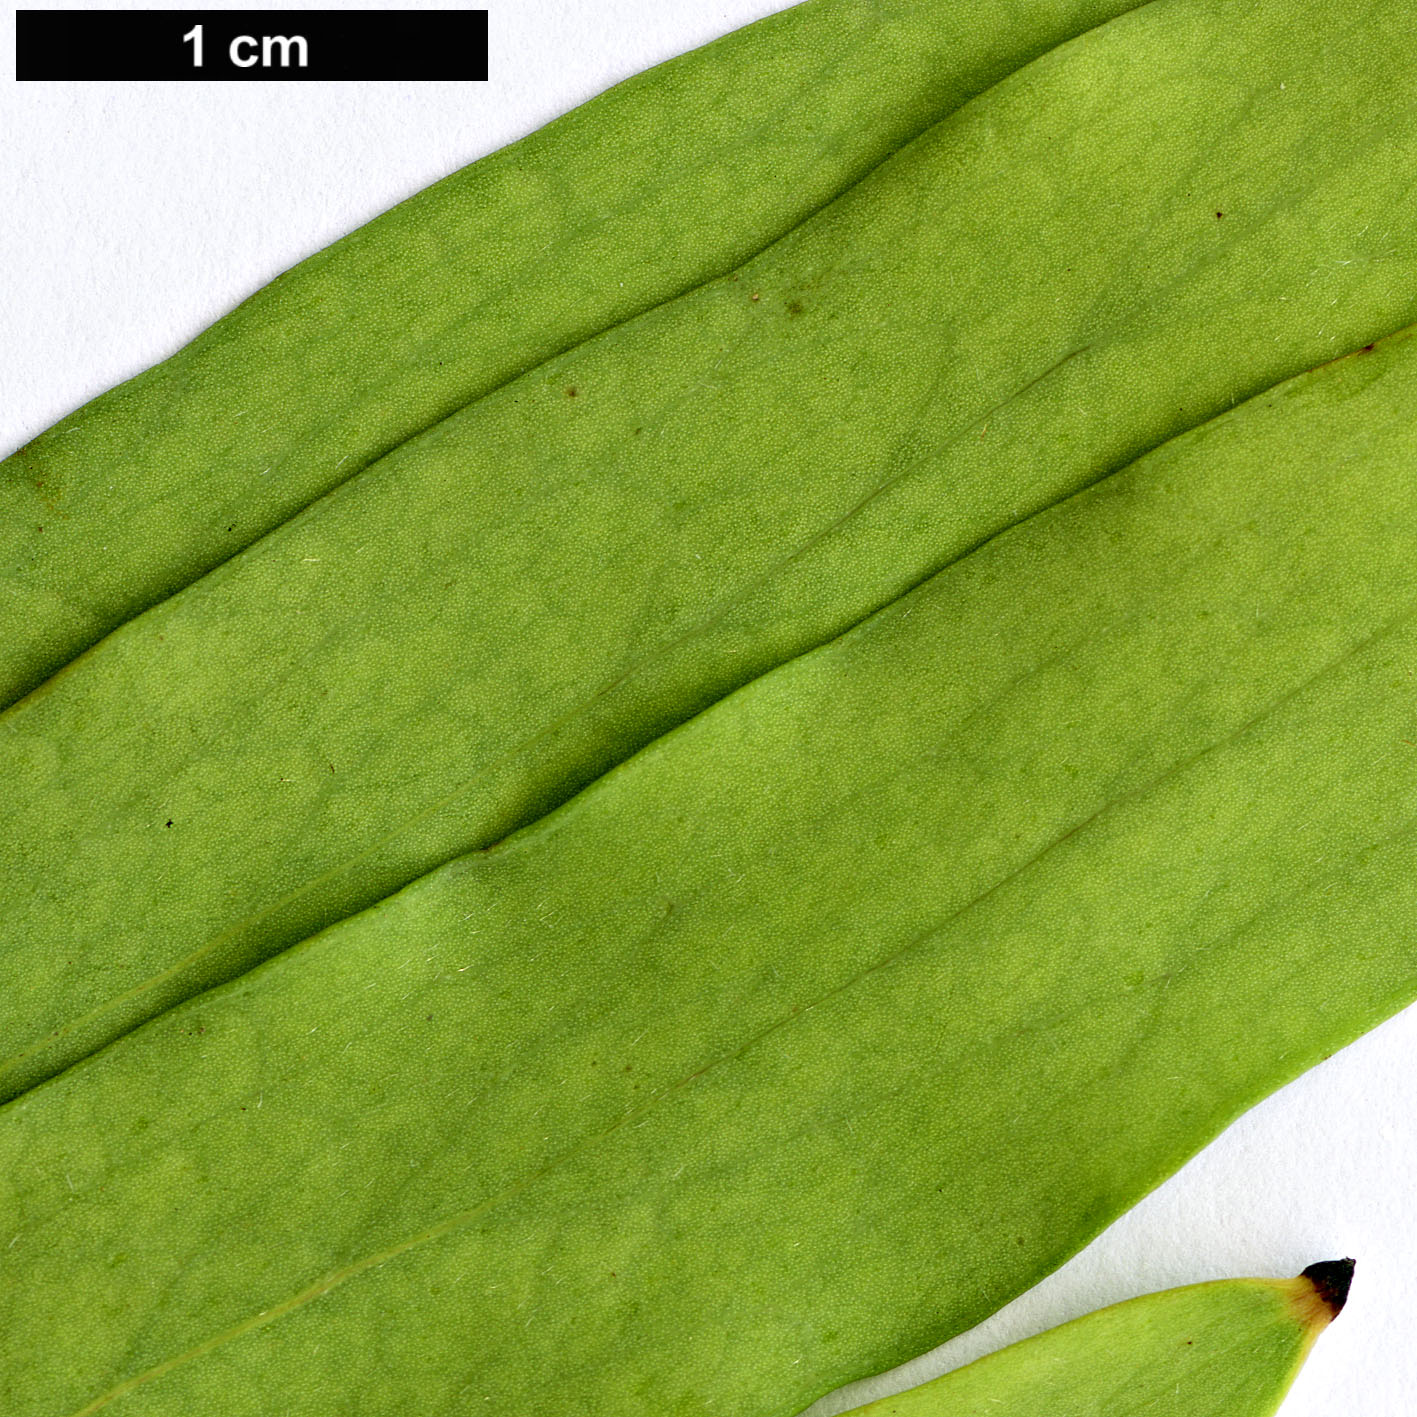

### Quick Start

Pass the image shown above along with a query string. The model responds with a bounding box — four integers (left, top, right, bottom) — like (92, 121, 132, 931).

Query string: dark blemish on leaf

(426, 1015, 433, 1022)
(165, 820, 173, 828)
(785, 299, 804, 317)
(1362, 344, 1375, 353)
(1216, 211, 1224, 219)
(565, 387, 578, 398)
(633, 427, 643, 436)
(36, 525, 42, 533)
(1302, 1258, 1356, 1318)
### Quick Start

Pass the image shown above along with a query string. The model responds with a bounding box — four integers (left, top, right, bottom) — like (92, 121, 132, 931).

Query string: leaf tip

(1298, 1258, 1356, 1323)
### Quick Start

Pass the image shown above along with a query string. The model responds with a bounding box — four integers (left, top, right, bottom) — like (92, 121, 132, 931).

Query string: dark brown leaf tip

(1301, 1258, 1356, 1318)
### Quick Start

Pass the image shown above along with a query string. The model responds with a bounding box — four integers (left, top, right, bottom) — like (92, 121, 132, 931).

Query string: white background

(2, 4, 1412, 1412)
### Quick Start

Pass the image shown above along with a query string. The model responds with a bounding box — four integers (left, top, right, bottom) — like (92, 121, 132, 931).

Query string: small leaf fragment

(841, 1263, 1354, 1417)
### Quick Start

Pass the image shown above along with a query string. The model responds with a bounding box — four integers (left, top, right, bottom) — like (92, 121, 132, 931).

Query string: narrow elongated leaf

(6, 0, 1417, 1099)
(4, 322, 1413, 1415)
(0, 0, 1145, 706)
(842, 1263, 1352, 1417)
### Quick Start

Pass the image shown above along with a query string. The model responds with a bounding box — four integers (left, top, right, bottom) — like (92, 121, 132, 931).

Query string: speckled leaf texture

(4, 2, 1417, 1415)
(843, 1267, 1349, 1417)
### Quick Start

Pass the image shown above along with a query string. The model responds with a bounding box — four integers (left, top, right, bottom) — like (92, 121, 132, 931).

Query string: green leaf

(841, 1263, 1352, 1417)
(3, 316, 1413, 1415)
(6, 0, 1417, 1098)
(0, 0, 1145, 707)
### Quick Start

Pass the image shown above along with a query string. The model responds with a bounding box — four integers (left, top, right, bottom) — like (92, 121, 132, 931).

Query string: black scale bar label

(16, 10, 488, 81)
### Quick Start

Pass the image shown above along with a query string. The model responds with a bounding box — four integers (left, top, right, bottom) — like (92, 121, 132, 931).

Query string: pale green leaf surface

(843, 1271, 1335, 1417)
(5, 0, 1417, 1099)
(3, 322, 1414, 1414)
(0, 0, 1145, 707)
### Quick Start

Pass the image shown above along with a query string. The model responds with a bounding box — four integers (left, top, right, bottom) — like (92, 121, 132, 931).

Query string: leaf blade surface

(5, 0, 1417, 1096)
(0, 0, 1145, 706)
(4, 318, 1416, 1416)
